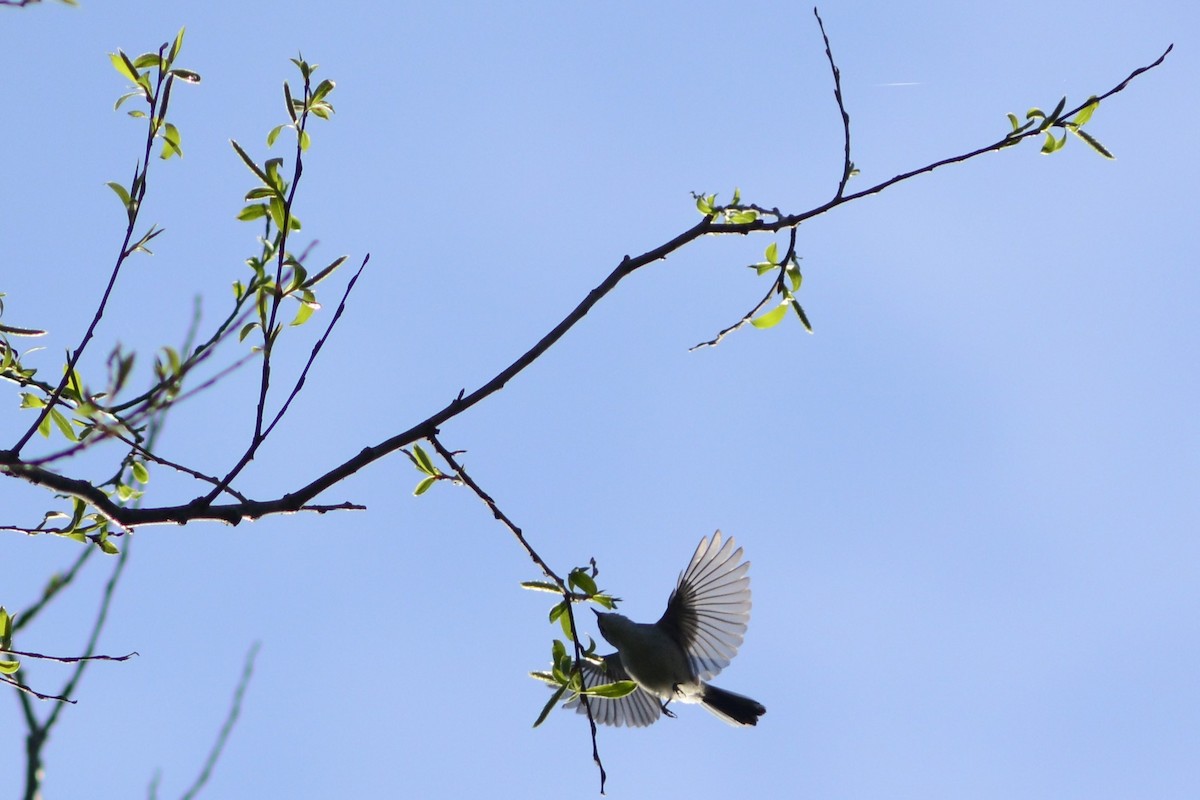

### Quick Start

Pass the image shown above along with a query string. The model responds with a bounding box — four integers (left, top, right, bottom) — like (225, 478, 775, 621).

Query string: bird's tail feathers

(700, 684, 766, 727)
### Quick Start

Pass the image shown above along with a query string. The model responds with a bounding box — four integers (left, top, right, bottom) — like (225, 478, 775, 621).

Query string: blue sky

(2, 1, 1196, 797)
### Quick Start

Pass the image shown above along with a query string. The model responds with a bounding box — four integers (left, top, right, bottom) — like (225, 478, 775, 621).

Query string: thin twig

(260, 254, 369, 441)
(427, 435, 609, 794)
(2, 648, 137, 664)
(815, 8, 853, 199)
(178, 641, 261, 800)
(1, 674, 76, 703)
(689, 282, 778, 351)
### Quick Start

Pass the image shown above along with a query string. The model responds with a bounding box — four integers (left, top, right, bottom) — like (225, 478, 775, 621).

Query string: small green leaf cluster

(104, 29, 196, 272)
(266, 57, 336, 152)
(749, 241, 813, 333)
(405, 443, 444, 496)
(540, 566, 618, 639)
(231, 58, 340, 348)
(0, 607, 18, 676)
(693, 187, 760, 224)
(15, 341, 178, 449)
(529, 639, 638, 728)
(109, 27, 200, 163)
(233, 142, 304, 233)
(1005, 96, 1113, 159)
(36, 497, 122, 553)
(523, 563, 625, 726)
(234, 251, 345, 345)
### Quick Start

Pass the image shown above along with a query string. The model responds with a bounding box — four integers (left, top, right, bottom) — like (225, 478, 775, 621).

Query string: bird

(565, 530, 766, 727)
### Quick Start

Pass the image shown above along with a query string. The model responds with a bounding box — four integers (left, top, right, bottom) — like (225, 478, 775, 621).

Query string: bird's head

(592, 609, 628, 646)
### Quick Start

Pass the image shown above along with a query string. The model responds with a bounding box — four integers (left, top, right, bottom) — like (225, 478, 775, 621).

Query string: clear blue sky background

(2, 1, 1196, 798)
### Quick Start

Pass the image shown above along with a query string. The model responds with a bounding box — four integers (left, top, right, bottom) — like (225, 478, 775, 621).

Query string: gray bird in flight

(567, 531, 766, 727)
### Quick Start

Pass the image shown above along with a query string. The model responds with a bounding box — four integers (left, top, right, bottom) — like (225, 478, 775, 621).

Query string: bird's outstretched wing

(657, 530, 751, 681)
(563, 653, 663, 727)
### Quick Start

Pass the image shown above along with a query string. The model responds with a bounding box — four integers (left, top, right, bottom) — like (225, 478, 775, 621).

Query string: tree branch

(0, 36, 1171, 533)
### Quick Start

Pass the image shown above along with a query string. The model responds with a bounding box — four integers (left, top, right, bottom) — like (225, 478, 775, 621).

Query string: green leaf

(412, 444, 437, 475)
(265, 158, 285, 190)
(728, 210, 758, 224)
(66, 498, 87, 534)
(238, 322, 260, 342)
(529, 670, 558, 686)
(160, 122, 183, 160)
(585, 680, 638, 699)
(548, 601, 567, 624)
(131, 460, 150, 484)
(0, 606, 11, 642)
(0, 660, 20, 676)
(1040, 131, 1063, 155)
(1007, 112, 1021, 133)
(290, 301, 317, 327)
(791, 299, 814, 333)
(1047, 95, 1067, 123)
(168, 26, 186, 63)
(169, 69, 202, 84)
(109, 50, 139, 83)
(285, 81, 300, 124)
(787, 266, 803, 292)
(532, 684, 568, 728)
(557, 605, 574, 639)
(591, 593, 618, 610)
(568, 568, 597, 596)
(1072, 96, 1099, 127)
(132, 53, 164, 70)
(113, 91, 142, 111)
(301, 256, 348, 289)
(236, 203, 268, 222)
(754, 262, 774, 276)
(267, 124, 286, 147)
(230, 139, 270, 184)
(268, 197, 287, 230)
(1072, 127, 1114, 159)
(520, 580, 561, 594)
(98, 538, 120, 555)
(750, 303, 788, 329)
(312, 79, 336, 103)
(413, 475, 437, 496)
(49, 409, 77, 441)
(765, 242, 778, 264)
(106, 181, 132, 208)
